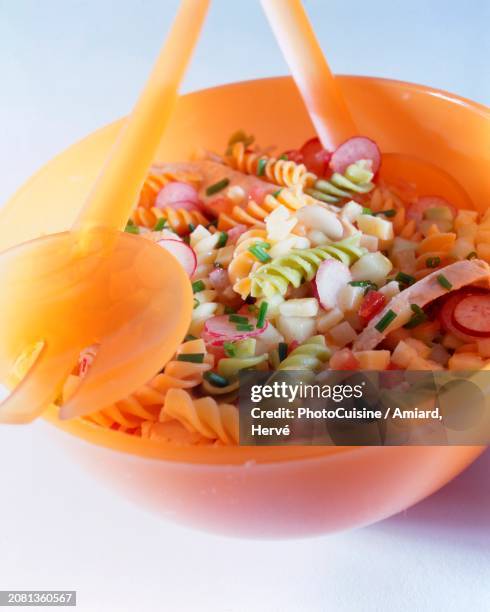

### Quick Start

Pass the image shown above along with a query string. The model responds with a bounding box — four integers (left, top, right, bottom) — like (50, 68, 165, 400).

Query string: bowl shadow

(376, 448, 489, 549)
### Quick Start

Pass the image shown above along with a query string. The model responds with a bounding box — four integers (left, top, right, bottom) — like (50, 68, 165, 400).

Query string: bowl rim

(8, 73, 488, 465)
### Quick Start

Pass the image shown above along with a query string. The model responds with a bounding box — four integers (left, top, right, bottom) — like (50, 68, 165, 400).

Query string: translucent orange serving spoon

(0, 0, 210, 424)
(260, 0, 473, 208)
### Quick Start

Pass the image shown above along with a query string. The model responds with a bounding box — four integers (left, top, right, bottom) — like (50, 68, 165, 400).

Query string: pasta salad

(56, 132, 490, 445)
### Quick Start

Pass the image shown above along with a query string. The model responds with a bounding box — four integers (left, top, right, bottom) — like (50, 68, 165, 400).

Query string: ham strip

(151, 160, 276, 204)
(353, 259, 490, 351)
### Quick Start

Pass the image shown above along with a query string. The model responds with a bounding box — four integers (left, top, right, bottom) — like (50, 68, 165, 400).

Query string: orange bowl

(1, 76, 488, 538)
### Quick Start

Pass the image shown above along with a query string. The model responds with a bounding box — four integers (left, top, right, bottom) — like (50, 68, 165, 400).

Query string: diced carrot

(411, 320, 440, 344)
(417, 232, 456, 254)
(399, 219, 416, 239)
(382, 327, 411, 351)
(476, 243, 490, 263)
(454, 343, 478, 354)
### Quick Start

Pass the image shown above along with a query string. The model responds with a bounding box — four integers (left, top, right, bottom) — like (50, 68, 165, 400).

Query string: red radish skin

(204, 315, 267, 342)
(156, 181, 200, 210)
(156, 239, 197, 276)
(407, 196, 457, 224)
(452, 294, 490, 337)
(314, 259, 352, 310)
(330, 136, 381, 175)
(299, 137, 331, 177)
(438, 289, 489, 341)
(283, 149, 304, 164)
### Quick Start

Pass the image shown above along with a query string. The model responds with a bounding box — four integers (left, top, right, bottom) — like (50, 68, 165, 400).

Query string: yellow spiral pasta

(217, 186, 309, 230)
(277, 336, 331, 371)
(188, 225, 223, 283)
(131, 205, 209, 235)
(306, 161, 374, 203)
(227, 142, 316, 188)
(248, 236, 366, 298)
(82, 340, 213, 430)
(162, 388, 239, 445)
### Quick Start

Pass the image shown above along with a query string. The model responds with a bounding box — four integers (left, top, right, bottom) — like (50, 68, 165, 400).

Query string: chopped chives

(278, 342, 288, 362)
(223, 342, 236, 357)
(176, 353, 204, 363)
(248, 245, 272, 263)
(206, 178, 230, 196)
(224, 305, 236, 314)
(272, 189, 282, 198)
(279, 154, 288, 161)
(362, 207, 373, 215)
(374, 209, 396, 218)
(437, 274, 452, 290)
(254, 241, 271, 249)
(188, 223, 196, 233)
(184, 334, 197, 342)
(192, 280, 205, 293)
(153, 217, 167, 231)
(236, 324, 254, 332)
(404, 304, 427, 329)
(256, 302, 268, 328)
(466, 251, 477, 260)
(395, 272, 415, 286)
(426, 256, 441, 268)
(203, 371, 230, 387)
(257, 158, 267, 176)
(229, 314, 249, 324)
(349, 280, 378, 295)
(217, 231, 228, 248)
(193, 298, 200, 309)
(124, 221, 139, 234)
(247, 304, 258, 315)
(375, 309, 396, 332)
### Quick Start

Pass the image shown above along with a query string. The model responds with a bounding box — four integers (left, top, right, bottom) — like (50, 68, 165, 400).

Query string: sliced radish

(156, 182, 200, 211)
(248, 182, 276, 204)
(204, 314, 267, 343)
(209, 267, 229, 290)
(300, 137, 331, 177)
(453, 294, 490, 337)
(156, 239, 197, 276)
(330, 136, 381, 175)
(282, 149, 304, 164)
(314, 259, 352, 310)
(227, 224, 248, 244)
(438, 289, 489, 341)
(407, 196, 457, 224)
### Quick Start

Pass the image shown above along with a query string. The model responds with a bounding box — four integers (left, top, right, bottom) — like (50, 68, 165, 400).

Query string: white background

(0, 1, 489, 610)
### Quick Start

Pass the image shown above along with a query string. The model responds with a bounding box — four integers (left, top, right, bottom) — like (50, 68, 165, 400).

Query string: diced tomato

(359, 290, 387, 322)
(299, 137, 331, 177)
(329, 348, 360, 370)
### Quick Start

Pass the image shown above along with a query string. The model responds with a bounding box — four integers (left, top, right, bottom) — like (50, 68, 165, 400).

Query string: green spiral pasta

(276, 336, 331, 371)
(250, 235, 366, 298)
(306, 160, 374, 203)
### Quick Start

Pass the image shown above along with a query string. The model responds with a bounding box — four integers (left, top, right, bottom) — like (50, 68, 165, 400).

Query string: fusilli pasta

(249, 236, 366, 298)
(227, 142, 316, 188)
(162, 388, 239, 445)
(306, 161, 374, 203)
